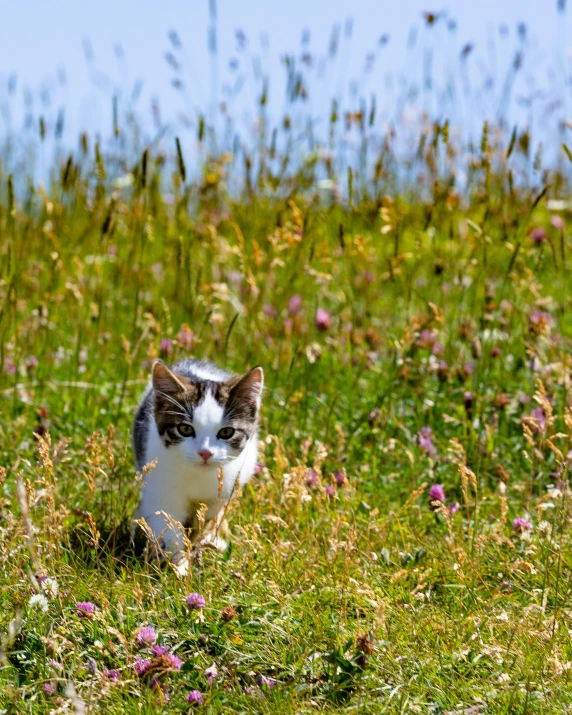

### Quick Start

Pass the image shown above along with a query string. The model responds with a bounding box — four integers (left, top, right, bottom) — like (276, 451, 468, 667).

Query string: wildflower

(263, 304, 278, 318)
(135, 626, 157, 648)
(334, 470, 346, 487)
(159, 338, 173, 357)
(76, 601, 96, 618)
(429, 484, 445, 504)
(432, 342, 445, 356)
(177, 325, 195, 351)
(325, 484, 335, 498)
(186, 690, 204, 705)
(368, 408, 381, 426)
(25, 355, 38, 372)
(41, 577, 59, 599)
(221, 605, 237, 621)
(522, 407, 546, 433)
(315, 308, 331, 330)
(463, 391, 473, 412)
(437, 360, 449, 381)
(532, 407, 546, 431)
(186, 592, 206, 609)
(29, 594, 49, 613)
(287, 294, 302, 315)
(305, 342, 322, 363)
(151, 644, 169, 657)
(4, 359, 16, 375)
(42, 681, 57, 696)
(154, 682, 172, 703)
(549, 484, 563, 499)
(48, 659, 63, 671)
(204, 663, 218, 685)
(530, 309, 549, 324)
(356, 632, 375, 655)
(528, 310, 552, 336)
(417, 329, 436, 349)
(253, 462, 263, 475)
(418, 426, 437, 457)
(305, 469, 318, 487)
(495, 393, 510, 410)
(165, 653, 183, 671)
(255, 674, 276, 688)
(513, 517, 532, 534)
(87, 657, 98, 675)
(551, 215, 565, 230)
(103, 668, 121, 681)
(530, 227, 546, 245)
(490, 346, 501, 358)
(448, 501, 460, 515)
(134, 657, 151, 676)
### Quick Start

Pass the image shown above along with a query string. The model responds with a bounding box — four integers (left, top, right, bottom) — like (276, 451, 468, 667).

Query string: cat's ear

(152, 360, 187, 394)
(229, 366, 264, 411)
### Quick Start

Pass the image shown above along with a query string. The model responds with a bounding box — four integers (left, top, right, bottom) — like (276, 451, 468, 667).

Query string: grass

(2, 32, 572, 711)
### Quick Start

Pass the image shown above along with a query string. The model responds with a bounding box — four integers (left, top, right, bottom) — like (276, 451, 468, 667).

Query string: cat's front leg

(143, 511, 190, 575)
(198, 509, 229, 552)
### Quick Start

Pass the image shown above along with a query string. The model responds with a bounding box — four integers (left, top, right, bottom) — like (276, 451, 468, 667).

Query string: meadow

(2, 23, 572, 712)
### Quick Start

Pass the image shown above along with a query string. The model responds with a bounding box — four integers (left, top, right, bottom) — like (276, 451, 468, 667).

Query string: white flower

(29, 594, 49, 612)
(42, 577, 59, 599)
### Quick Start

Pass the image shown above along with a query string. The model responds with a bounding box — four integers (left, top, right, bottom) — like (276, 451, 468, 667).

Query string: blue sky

(0, 1, 567, 152)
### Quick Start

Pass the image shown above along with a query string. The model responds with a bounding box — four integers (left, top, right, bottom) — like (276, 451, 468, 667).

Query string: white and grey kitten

(133, 358, 263, 572)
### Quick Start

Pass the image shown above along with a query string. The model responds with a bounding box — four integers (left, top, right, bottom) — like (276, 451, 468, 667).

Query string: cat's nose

(198, 448, 213, 464)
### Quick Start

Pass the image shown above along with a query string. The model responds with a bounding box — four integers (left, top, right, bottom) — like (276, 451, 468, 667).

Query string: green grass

(1, 130, 572, 714)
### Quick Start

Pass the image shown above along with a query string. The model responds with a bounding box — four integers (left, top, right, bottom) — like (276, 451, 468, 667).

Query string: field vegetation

(1, 14, 572, 713)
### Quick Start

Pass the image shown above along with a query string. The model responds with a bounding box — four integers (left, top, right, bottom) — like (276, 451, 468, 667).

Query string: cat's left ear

(231, 366, 264, 411)
(152, 360, 187, 395)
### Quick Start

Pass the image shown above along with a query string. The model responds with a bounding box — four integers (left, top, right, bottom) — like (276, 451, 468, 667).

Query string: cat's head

(151, 360, 263, 466)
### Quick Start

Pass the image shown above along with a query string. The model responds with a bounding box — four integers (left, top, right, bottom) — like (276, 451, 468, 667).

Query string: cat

(132, 357, 263, 574)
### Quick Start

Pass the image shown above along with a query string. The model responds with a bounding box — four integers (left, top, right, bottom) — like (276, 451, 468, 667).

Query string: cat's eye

(217, 426, 235, 440)
(177, 423, 195, 438)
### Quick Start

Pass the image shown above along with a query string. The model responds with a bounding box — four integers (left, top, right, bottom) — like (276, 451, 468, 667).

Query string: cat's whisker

(163, 409, 190, 420)
(221, 406, 246, 422)
(155, 390, 189, 414)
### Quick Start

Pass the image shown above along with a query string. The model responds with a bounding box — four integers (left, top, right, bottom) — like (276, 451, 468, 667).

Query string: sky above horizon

(0, 1, 568, 154)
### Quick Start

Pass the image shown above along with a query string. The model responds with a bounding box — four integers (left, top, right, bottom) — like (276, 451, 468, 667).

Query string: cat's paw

(172, 555, 190, 577)
(200, 532, 228, 552)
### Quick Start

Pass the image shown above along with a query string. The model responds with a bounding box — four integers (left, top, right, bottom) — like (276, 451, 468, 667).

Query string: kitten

(133, 358, 263, 574)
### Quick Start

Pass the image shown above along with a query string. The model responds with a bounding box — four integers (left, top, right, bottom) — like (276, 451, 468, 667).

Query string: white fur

(186, 363, 226, 381)
(134, 387, 258, 562)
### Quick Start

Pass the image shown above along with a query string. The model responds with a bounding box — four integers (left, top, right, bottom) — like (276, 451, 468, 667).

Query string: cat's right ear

(152, 360, 187, 394)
